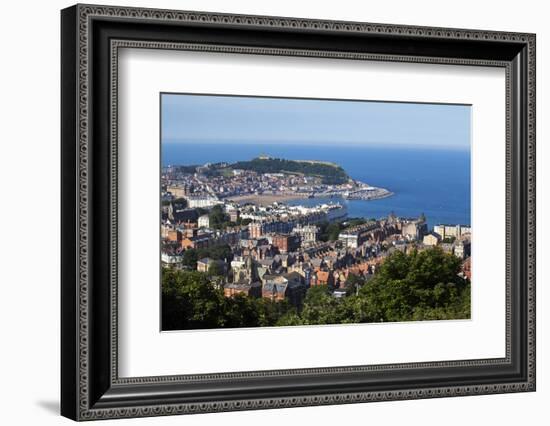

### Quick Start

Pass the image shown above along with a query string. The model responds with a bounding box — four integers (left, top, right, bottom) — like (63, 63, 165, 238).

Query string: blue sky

(161, 93, 471, 150)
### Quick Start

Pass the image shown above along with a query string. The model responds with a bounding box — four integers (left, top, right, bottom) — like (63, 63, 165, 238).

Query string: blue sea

(162, 143, 471, 230)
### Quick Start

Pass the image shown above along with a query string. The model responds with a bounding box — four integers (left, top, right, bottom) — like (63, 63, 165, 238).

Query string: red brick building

(271, 234, 299, 253)
(224, 282, 261, 298)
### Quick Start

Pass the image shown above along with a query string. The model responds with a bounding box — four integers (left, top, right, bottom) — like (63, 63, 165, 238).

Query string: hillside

(231, 157, 349, 185)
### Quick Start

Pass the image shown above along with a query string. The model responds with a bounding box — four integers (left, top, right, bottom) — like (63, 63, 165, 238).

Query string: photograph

(58, 3, 536, 420)
(160, 93, 472, 331)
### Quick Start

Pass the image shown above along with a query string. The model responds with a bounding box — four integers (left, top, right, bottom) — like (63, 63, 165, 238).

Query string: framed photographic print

(61, 4, 536, 421)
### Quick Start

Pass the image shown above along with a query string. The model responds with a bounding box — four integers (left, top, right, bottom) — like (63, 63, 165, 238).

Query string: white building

(185, 195, 222, 208)
(433, 224, 472, 240)
(292, 224, 319, 244)
(161, 252, 183, 266)
(198, 214, 210, 228)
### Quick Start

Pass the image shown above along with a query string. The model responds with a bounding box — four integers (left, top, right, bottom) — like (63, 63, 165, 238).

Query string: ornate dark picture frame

(61, 4, 536, 421)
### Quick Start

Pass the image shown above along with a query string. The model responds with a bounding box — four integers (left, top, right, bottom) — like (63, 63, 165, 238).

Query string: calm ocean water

(162, 143, 471, 229)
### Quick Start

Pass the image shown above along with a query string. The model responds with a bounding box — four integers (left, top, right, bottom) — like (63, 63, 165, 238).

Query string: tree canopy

(317, 218, 369, 242)
(181, 244, 233, 268)
(231, 157, 349, 185)
(357, 247, 470, 322)
(208, 205, 229, 229)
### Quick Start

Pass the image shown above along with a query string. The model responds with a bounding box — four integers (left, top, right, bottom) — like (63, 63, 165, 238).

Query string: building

(161, 252, 183, 267)
(165, 229, 182, 242)
(166, 184, 189, 198)
(248, 222, 263, 239)
(198, 214, 210, 228)
(338, 222, 380, 248)
(262, 272, 306, 307)
(423, 232, 441, 246)
(439, 243, 454, 255)
(181, 234, 211, 250)
(461, 257, 472, 280)
(214, 226, 248, 247)
(231, 256, 259, 284)
(185, 195, 221, 208)
(271, 234, 300, 253)
(248, 220, 295, 238)
(229, 209, 240, 223)
(277, 253, 294, 268)
(196, 258, 210, 273)
(161, 223, 175, 239)
(182, 227, 198, 238)
(454, 239, 471, 259)
(312, 269, 334, 287)
(223, 282, 262, 298)
(433, 224, 472, 240)
(166, 203, 199, 224)
(401, 216, 428, 241)
(292, 224, 319, 244)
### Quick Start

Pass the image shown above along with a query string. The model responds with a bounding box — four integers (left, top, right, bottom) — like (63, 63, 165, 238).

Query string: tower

(244, 255, 258, 283)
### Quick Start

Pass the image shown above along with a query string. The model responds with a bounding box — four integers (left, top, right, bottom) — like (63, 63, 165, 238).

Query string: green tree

(208, 261, 226, 277)
(192, 244, 233, 264)
(232, 157, 349, 184)
(209, 205, 229, 229)
(161, 268, 225, 330)
(182, 248, 198, 268)
(253, 298, 292, 326)
(344, 218, 368, 227)
(300, 285, 341, 325)
(276, 312, 304, 326)
(345, 273, 365, 296)
(337, 294, 376, 323)
(326, 223, 342, 241)
(201, 244, 232, 263)
(221, 294, 259, 328)
(359, 248, 470, 322)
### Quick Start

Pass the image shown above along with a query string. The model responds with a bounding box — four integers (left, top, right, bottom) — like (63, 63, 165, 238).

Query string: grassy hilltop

(231, 156, 349, 185)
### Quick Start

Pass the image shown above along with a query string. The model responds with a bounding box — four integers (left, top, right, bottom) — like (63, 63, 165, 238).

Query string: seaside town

(162, 155, 393, 206)
(160, 157, 472, 323)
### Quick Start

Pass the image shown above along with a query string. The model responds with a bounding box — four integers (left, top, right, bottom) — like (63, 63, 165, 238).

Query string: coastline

(226, 190, 394, 206)
(163, 143, 471, 227)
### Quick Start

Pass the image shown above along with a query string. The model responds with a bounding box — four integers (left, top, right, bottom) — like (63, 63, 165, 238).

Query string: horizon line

(162, 138, 471, 152)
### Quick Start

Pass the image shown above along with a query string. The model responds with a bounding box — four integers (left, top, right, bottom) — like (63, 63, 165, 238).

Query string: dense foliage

(162, 269, 296, 330)
(162, 247, 470, 330)
(231, 157, 349, 185)
(208, 205, 229, 229)
(182, 243, 233, 268)
(317, 218, 370, 242)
